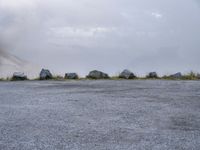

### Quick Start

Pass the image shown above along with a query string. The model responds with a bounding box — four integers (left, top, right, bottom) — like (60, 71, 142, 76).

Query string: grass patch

(33, 76, 82, 81)
(0, 78, 5, 81)
(110, 76, 122, 80)
(161, 76, 178, 80)
(32, 77, 40, 80)
(181, 72, 198, 80)
(0, 77, 11, 81)
(52, 75, 65, 81)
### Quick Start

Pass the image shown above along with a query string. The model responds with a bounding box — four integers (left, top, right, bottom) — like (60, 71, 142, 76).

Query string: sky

(0, 0, 200, 77)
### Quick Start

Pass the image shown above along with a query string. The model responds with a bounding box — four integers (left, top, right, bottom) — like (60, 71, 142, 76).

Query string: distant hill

(0, 51, 39, 78)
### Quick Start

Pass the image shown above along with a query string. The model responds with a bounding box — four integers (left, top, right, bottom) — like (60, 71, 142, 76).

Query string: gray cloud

(0, 0, 200, 76)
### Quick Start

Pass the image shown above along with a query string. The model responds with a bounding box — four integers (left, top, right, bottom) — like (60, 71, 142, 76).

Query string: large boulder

(39, 69, 53, 80)
(87, 70, 109, 79)
(147, 72, 158, 78)
(12, 72, 28, 81)
(197, 74, 200, 79)
(65, 73, 79, 79)
(170, 72, 182, 78)
(119, 69, 136, 79)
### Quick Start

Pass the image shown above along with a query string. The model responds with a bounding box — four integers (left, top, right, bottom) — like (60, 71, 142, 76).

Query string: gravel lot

(0, 80, 200, 150)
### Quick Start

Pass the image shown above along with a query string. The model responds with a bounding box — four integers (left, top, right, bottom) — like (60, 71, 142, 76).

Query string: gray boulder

(87, 70, 109, 79)
(65, 73, 78, 79)
(197, 74, 200, 79)
(147, 72, 158, 78)
(12, 72, 28, 81)
(119, 69, 136, 79)
(40, 69, 53, 80)
(170, 72, 182, 78)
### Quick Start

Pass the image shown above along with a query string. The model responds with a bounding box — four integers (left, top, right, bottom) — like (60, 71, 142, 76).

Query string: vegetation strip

(0, 69, 200, 81)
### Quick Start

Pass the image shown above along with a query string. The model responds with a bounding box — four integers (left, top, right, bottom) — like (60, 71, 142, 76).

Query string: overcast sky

(0, 0, 200, 76)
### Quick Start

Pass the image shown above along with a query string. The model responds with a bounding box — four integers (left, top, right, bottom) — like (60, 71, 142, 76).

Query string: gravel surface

(0, 80, 200, 150)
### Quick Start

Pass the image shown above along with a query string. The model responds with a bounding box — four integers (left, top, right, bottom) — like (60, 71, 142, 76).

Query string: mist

(0, 0, 200, 77)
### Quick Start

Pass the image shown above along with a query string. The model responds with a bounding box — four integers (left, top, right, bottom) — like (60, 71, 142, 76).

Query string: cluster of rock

(10, 69, 200, 81)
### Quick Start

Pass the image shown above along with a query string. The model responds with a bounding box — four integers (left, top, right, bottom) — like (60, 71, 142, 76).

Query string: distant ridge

(0, 51, 39, 78)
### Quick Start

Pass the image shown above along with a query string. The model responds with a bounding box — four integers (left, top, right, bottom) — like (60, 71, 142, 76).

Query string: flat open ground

(0, 80, 200, 150)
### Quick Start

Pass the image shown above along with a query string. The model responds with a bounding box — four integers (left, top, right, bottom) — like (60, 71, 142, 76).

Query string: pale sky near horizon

(0, 0, 200, 76)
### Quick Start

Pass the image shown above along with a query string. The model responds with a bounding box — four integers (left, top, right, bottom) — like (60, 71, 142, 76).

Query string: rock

(39, 69, 53, 80)
(87, 70, 109, 79)
(65, 73, 78, 79)
(12, 72, 28, 81)
(147, 72, 158, 78)
(197, 74, 200, 79)
(170, 72, 182, 78)
(119, 69, 136, 79)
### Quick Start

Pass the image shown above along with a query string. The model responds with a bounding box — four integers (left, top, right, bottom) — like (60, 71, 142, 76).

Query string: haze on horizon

(0, 0, 200, 77)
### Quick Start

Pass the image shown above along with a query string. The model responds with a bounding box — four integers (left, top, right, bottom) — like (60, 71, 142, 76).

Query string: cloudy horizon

(0, 0, 200, 77)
